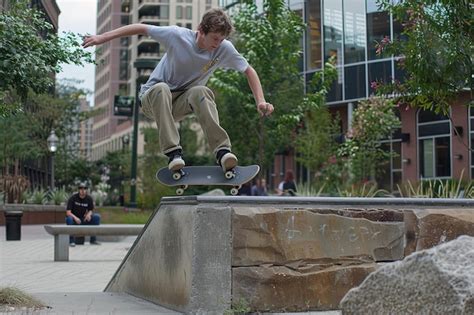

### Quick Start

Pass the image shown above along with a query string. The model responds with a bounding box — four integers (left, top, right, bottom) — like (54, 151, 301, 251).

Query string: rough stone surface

(340, 235, 474, 314)
(232, 208, 405, 265)
(404, 209, 474, 253)
(233, 263, 376, 312)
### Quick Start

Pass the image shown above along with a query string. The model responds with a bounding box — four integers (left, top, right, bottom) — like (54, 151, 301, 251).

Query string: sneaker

(216, 149, 238, 172)
(69, 242, 76, 247)
(90, 241, 101, 245)
(166, 149, 185, 171)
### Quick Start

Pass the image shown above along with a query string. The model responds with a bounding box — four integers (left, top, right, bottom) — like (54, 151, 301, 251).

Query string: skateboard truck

(172, 169, 186, 180)
(224, 168, 236, 179)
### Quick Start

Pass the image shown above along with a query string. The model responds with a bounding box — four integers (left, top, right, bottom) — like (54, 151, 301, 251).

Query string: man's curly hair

(198, 8, 233, 37)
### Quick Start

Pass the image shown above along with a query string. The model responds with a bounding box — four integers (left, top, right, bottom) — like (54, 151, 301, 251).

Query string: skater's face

(197, 30, 225, 52)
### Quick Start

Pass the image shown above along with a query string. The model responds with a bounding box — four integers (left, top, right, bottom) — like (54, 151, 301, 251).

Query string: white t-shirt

(139, 25, 249, 99)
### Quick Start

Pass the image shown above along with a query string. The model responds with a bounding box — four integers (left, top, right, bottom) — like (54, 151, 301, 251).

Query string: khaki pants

(141, 83, 231, 155)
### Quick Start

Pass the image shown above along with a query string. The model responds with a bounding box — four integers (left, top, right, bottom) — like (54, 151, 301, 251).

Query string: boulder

(340, 235, 474, 314)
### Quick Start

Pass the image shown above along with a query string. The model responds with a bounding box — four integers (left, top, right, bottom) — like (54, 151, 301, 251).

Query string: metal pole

(51, 154, 55, 191)
(129, 87, 139, 208)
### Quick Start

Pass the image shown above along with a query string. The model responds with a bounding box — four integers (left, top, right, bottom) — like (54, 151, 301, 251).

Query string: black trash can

(5, 211, 23, 241)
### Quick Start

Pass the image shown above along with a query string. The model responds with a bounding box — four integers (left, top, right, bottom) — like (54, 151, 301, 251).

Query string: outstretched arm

(244, 66, 274, 117)
(82, 23, 149, 48)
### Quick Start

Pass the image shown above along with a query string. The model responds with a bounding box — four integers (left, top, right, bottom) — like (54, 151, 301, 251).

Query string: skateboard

(156, 165, 260, 196)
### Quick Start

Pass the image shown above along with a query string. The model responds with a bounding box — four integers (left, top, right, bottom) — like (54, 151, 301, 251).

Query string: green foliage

(48, 187, 69, 205)
(96, 207, 153, 224)
(338, 97, 400, 183)
(139, 127, 175, 209)
(225, 298, 251, 315)
(25, 188, 48, 205)
(338, 182, 390, 197)
(210, 0, 305, 170)
(293, 58, 340, 189)
(376, 0, 473, 113)
(0, 1, 94, 115)
(397, 178, 467, 198)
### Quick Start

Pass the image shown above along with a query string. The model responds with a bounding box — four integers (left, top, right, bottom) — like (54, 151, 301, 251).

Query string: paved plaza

(0, 224, 177, 314)
(0, 224, 341, 314)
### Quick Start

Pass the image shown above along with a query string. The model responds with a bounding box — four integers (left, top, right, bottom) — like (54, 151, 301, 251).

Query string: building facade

(91, 0, 218, 161)
(274, 0, 471, 192)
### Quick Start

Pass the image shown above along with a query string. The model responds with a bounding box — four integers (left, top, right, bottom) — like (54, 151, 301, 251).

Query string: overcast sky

(56, 0, 97, 105)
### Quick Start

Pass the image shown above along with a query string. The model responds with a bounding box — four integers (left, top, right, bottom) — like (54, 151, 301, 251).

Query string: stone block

(233, 263, 376, 312)
(233, 208, 405, 265)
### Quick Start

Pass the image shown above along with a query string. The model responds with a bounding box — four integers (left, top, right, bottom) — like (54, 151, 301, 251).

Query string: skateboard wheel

(172, 171, 182, 180)
(230, 187, 239, 196)
(225, 170, 235, 179)
(176, 188, 185, 195)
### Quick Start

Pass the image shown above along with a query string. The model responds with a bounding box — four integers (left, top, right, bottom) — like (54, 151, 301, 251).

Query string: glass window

(418, 109, 451, 178)
(376, 141, 402, 192)
(160, 5, 169, 19)
(323, 0, 343, 66)
(306, 0, 322, 70)
(176, 6, 182, 19)
(185, 6, 192, 20)
(344, 64, 366, 100)
(344, 0, 366, 64)
(366, 0, 390, 60)
(368, 61, 391, 95)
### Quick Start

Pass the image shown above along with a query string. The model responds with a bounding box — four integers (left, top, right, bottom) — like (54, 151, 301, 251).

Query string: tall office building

(92, 0, 218, 161)
(79, 97, 94, 160)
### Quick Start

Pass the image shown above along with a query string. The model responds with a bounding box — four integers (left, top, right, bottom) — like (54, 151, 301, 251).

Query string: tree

(0, 0, 94, 116)
(338, 97, 400, 183)
(210, 0, 305, 172)
(377, 0, 473, 113)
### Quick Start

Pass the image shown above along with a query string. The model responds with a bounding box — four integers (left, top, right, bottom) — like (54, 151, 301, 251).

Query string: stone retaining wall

(105, 196, 474, 313)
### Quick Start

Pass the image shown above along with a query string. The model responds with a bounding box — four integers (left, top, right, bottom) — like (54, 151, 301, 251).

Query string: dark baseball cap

(78, 182, 88, 189)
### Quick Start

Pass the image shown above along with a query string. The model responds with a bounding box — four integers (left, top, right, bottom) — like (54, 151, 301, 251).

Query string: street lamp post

(129, 59, 158, 208)
(47, 130, 59, 190)
(120, 135, 130, 206)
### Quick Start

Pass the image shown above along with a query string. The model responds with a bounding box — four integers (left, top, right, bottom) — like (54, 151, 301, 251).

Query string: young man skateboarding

(82, 8, 274, 172)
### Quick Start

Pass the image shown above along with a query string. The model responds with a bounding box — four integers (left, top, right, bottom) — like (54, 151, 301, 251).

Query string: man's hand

(82, 34, 107, 48)
(74, 216, 82, 224)
(84, 212, 92, 222)
(257, 102, 274, 117)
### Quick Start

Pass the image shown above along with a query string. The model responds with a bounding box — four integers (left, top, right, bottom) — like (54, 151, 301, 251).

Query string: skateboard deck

(156, 165, 260, 195)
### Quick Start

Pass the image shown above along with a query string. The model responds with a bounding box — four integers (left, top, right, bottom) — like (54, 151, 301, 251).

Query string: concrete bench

(44, 224, 144, 261)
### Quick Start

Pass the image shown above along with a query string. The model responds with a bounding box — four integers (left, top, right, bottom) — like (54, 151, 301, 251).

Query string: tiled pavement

(0, 225, 133, 293)
(0, 224, 340, 315)
(0, 224, 177, 314)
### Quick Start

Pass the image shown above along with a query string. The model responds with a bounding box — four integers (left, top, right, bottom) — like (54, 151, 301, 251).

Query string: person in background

(276, 170, 297, 196)
(251, 178, 268, 196)
(66, 182, 101, 247)
(238, 181, 252, 196)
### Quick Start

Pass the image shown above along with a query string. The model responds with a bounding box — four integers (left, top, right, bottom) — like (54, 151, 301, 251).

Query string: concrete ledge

(105, 204, 232, 314)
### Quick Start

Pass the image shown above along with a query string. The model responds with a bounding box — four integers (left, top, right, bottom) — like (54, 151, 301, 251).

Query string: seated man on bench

(66, 182, 101, 247)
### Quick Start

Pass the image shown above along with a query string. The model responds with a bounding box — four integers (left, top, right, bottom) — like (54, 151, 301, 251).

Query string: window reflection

(345, 64, 366, 100)
(344, 0, 366, 63)
(368, 61, 392, 94)
(323, 0, 343, 66)
(306, 0, 322, 70)
(366, 0, 390, 60)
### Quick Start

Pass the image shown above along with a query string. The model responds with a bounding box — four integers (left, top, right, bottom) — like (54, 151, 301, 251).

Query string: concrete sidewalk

(0, 225, 178, 314)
